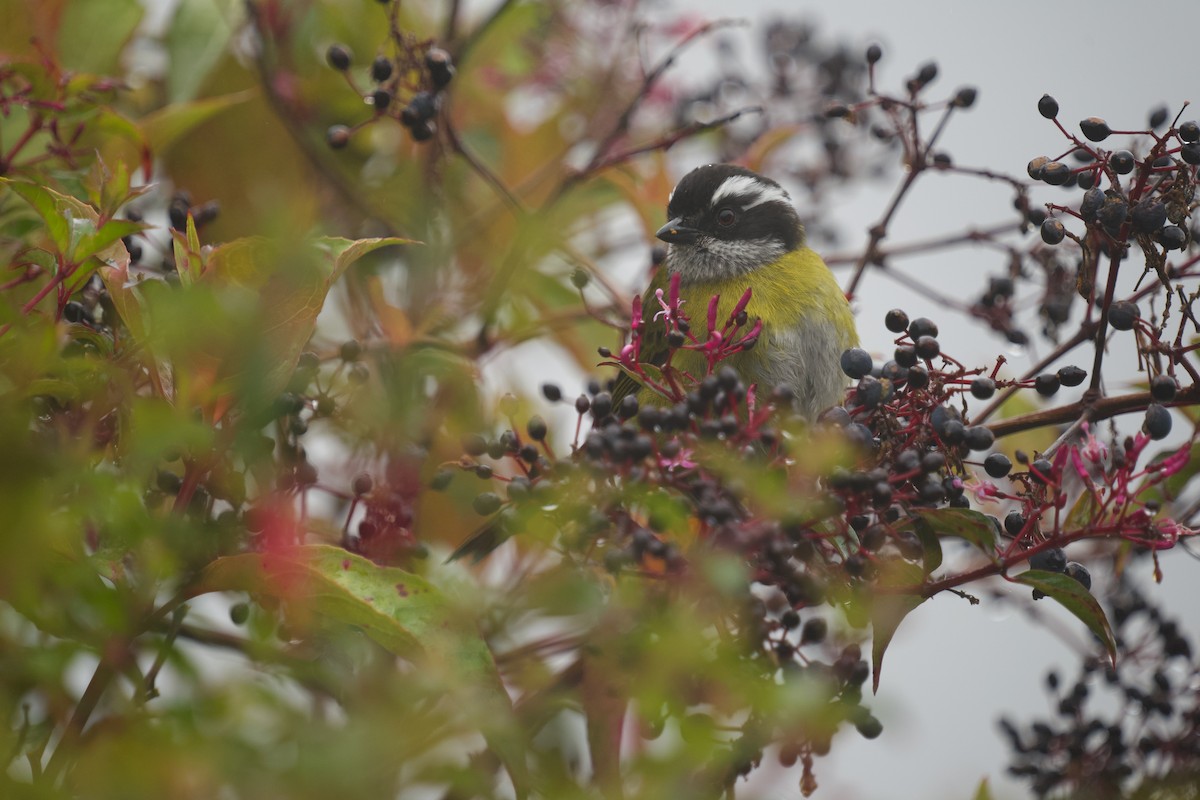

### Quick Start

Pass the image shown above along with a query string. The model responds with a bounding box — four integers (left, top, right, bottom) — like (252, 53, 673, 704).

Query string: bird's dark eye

(716, 208, 737, 227)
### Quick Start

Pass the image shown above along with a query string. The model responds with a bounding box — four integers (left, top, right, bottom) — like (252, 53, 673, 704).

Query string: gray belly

(747, 319, 850, 419)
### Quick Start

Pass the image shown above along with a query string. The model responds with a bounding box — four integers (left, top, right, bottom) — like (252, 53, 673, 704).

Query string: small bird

(613, 164, 857, 419)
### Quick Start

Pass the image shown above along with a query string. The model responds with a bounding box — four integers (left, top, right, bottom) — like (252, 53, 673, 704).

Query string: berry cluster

(428, 278, 1198, 793)
(1001, 580, 1200, 797)
(325, 29, 456, 148)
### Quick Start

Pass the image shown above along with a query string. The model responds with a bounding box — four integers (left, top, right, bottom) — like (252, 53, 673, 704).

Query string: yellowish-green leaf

(911, 507, 999, 561)
(141, 90, 255, 157)
(871, 559, 926, 693)
(1015, 570, 1116, 666)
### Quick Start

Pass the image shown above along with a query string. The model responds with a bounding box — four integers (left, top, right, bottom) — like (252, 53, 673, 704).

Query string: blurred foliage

(1, 1, 1199, 799)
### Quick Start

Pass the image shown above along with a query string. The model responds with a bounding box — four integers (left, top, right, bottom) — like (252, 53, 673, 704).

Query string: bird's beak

(656, 218, 702, 245)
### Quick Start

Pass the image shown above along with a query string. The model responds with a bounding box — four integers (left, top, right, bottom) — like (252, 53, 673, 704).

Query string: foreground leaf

(1014, 570, 1117, 666)
(191, 544, 529, 795)
(870, 559, 926, 693)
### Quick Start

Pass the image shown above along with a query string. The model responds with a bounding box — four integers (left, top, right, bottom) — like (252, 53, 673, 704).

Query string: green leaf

(911, 507, 998, 560)
(1064, 490, 1101, 532)
(1014, 570, 1116, 666)
(971, 777, 995, 800)
(871, 559, 926, 693)
(192, 545, 495, 679)
(191, 545, 530, 794)
(206, 236, 410, 396)
(163, 0, 239, 103)
(313, 235, 418, 275)
(74, 219, 144, 266)
(140, 90, 255, 156)
(2, 178, 75, 253)
(906, 516, 944, 575)
(57, 0, 144, 75)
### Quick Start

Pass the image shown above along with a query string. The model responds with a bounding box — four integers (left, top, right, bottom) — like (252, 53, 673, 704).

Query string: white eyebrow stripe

(710, 175, 791, 210)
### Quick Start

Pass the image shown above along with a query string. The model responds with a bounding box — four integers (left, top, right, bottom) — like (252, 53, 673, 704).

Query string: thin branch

(986, 385, 1200, 440)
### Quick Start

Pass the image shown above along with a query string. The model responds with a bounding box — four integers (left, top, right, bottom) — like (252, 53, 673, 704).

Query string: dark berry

(297, 351, 320, 371)
(472, 492, 502, 516)
(156, 469, 183, 494)
(371, 89, 392, 112)
(570, 268, 589, 289)
(1098, 196, 1129, 235)
(921, 451, 946, 473)
(801, 617, 827, 644)
(1065, 562, 1091, 590)
(462, 434, 488, 457)
(908, 317, 938, 339)
(352, 473, 373, 495)
(941, 420, 965, 445)
(1040, 218, 1066, 245)
(907, 365, 929, 389)
(984, 452, 1012, 478)
(339, 339, 362, 362)
(1030, 458, 1054, 483)
(541, 383, 562, 402)
(1004, 511, 1025, 536)
(409, 119, 435, 142)
(326, 44, 352, 71)
(894, 345, 917, 368)
(1040, 162, 1071, 186)
(63, 301, 88, 323)
(964, 426, 995, 452)
(914, 61, 938, 86)
(527, 415, 548, 441)
(953, 87, 977, 109)
(970, 376, 996, 400)
(840, 347, 873, 379)
(885, 308, 909, 332)
(229, 602, 250, 625)
(1057, 366, 1086, 387)
(914, 335, 940, 360)
(1143, 404, 1172, 440)
(430, 468, 454, 491)
(1034, 373, 1060, 397)
(1027, 156, 1050, 180)
(1108, 301, 1139, 331)
(401, 92, 437, 126)
(618, 395, 639, 420)
(1130, 201, 1167, 234)
(853, 711, 883, 740)
(574, 394, 590, 414)
(425, 48, 455, 89)
(1109, 150, 1135, 174)
(591, 392, 613, 419)
(1029, 547, 1067, 573)
(1080, 117, 1111, 142)
(1148, 105, 1169, 129)
(371, 55, 393, 83)
(1180, 121, 1200, 143)
(1037, 94, 1059, 119)
(1150, 375, 1177, 402)
(1156, 225, 1188, 250)
(855, 376, 883, 408)
(866, 44, 882, 64)
(326, 125, 351, 149)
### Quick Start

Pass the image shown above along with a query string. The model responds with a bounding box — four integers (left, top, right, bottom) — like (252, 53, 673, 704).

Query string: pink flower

(968, 480, 1000, 503)
(659, 447, 697, 470)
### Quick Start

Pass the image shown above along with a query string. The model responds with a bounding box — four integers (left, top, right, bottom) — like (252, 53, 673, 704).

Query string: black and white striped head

(656, 164, 804, 283)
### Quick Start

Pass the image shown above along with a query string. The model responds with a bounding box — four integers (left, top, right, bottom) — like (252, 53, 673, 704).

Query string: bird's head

(656, 164, 805, 283)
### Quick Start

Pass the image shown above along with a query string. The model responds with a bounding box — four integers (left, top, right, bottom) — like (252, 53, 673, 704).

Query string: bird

(611, 163, 857, 419)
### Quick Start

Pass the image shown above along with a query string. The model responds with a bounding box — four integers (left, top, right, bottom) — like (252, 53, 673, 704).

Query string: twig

(986, 385, 1200, 440)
